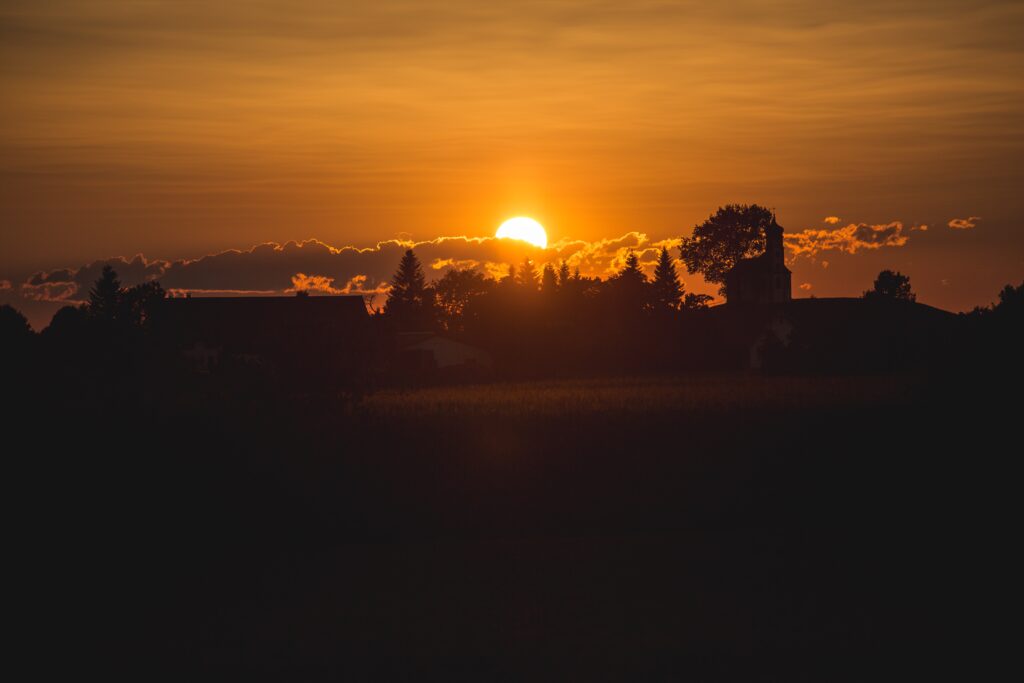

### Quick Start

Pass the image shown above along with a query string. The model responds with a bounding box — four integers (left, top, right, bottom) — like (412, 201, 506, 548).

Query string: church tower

(724, 213, 792, 304)
(765, 214, 784, 264)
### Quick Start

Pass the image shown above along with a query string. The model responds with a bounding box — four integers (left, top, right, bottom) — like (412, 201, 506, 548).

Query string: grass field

(39, 370, 1011, 678)
(357, 373, 918, 418)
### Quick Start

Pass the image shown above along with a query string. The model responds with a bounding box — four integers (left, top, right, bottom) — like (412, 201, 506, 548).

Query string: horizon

(2, 219, 1016, 332)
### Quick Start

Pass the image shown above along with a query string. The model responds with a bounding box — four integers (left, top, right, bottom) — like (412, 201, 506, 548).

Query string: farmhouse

(397, 332, 493, 378)
(725, 214, 792, 305)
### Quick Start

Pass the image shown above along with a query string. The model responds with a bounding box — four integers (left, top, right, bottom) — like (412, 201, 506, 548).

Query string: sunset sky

(2, 0, 1022, 328)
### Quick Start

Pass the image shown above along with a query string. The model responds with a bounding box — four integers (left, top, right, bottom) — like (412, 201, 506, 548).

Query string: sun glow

(496, 217, 548, 248)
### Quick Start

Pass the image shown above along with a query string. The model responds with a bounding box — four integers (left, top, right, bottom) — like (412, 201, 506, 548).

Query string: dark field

(30, 372, 1015, 679)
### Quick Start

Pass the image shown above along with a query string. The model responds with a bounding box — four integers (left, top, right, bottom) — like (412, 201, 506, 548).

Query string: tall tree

(434, 268, 493, 332)
(541, 264, 558, 294)
(651, 246, 684, 310)
(557, 261, 571, 288)
(386, 249, 434, 327)
(500, 264, 517, 289)
(89, 265, 124, 320)
(615, 251, 645, 285)
(864, 270, 915, 302)
(608, 251, 649, 311)
(678, 204, 774, 292)
(517, 258, 540, 291)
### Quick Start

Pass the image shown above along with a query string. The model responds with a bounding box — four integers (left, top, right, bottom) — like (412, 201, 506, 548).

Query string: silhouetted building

(725, 215, 792, 304)
(396, 332, 493, 379)
(157, 295, 374, 382)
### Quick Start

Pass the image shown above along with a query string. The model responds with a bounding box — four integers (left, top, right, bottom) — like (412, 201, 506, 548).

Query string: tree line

(384, 245, 713, 335)
(1, 202, 1021, 381)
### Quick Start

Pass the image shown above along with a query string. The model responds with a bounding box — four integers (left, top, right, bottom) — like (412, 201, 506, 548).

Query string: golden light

(496, 217, 548, 248)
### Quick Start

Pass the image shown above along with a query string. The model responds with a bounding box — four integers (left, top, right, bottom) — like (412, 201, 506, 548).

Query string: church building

(725, 214, 792, 304)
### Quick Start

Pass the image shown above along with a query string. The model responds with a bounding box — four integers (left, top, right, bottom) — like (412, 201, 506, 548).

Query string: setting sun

(496, 217, 548, 249)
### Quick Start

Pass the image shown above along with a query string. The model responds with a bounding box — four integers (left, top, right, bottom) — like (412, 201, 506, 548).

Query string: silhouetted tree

(500, 264, 517, 290)
(0, 304, 32, 339)
(651, 246, 683, 310)
(123, 281, 166, 328)
(995, 281, 1024, 314)
(517, 258, 540, 291)
(386, 249, 435, 328)
(683, 293, 713, 310)
(0, 304, 34, 359)
(678, 204, 774, 293)
(557, 261, 571, 288)
(617, 251, 645, 284)
(541, 264, 558, 294)
(864, 270, 915, 302)
(607, 251, 649, 312)
(44, 304, 89, 338)
(89, 265, 124, 320)
(434, 268, 494, 333)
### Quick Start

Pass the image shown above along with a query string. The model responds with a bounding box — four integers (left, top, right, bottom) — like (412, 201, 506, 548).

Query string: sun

(496, 216, 548, 249)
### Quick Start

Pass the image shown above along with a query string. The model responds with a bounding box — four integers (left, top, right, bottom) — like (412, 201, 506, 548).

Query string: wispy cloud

(785, 221, 910, 259)
(13, 233, 700, 312)
(948, 216, 981, 230)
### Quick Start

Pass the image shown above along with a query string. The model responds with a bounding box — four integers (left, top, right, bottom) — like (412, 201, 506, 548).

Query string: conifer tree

(500, 264, 517, 289)
(386, 249, 434, 327)
(616, 251, 646, 287)
(517, 257, 540, 290)
(610, 250, 649, 311)
(557, 261, 571, 287)
(652, 246, 684, 310)
(541, 264, 558, 294)
(89, 265, 124, 321)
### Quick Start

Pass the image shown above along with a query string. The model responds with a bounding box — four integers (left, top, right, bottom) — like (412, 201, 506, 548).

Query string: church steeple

(765, 212, 784, 264)
(724, 211, 792, 305)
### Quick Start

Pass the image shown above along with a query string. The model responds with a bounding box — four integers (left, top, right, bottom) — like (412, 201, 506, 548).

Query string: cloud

(911, 224, 928, 231)
(288, 273, 344, 295)
(430, 258, 480, 271)
(785, 221, 910, 259)
(14, 233, 704, 318)
(824, 216, 842, 225)
(799, 282, 812, 291)
(20, 281, 81, 302)
(286, 273, 391, 297)
(21, 254, 169, 303)
(948, 216, 980, 230)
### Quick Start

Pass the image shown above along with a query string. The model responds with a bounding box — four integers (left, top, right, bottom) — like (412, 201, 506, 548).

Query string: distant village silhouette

(2, 204, 1021, 388)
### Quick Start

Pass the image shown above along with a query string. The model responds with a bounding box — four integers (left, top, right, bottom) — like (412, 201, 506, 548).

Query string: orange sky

(2, 1, 1022, 328)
